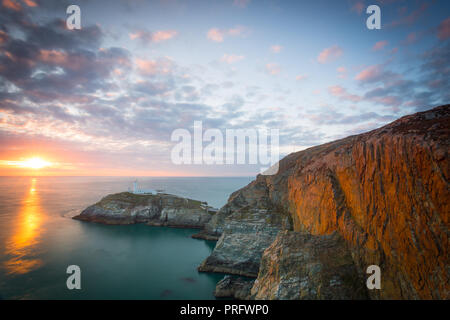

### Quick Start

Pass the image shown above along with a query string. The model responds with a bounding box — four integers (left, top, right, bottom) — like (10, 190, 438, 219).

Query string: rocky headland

(198, 105, 449, 300)
(73, 192, 215, 228)
(75, 105, 449, 300)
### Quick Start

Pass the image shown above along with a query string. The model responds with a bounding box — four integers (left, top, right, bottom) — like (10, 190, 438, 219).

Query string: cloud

(23, 0, 37, 7)
(0, 30, 8, 44)
(220, 54, 245, 64)
(355, 65, 383, 83)
(270, 45, 283, 53)
(328, 85, 362, 102)
(266, 63, 281, 75)
(207, 28, 224, 42)
(38, 49, 69, 65)
(388, 2, 430, 27)
(2, 0, 21, 11)
(129, 29, 178, 44)
(418, 43, 450, 108)
(337, 66, 347, 78)
(135, 58, 173, 76)
(295, 74, 307, 81)
(437, 17, 450, 40)
(303, 108, 396, 127)
(208, 28, 227, 42)
(233, 0, 250, 8)
(317, 45, 343, 64)
(350, 1, 364, 15)
(373, 40, 388, 51)
(206, 26, 248, 42)
(402, 32, 418, 45)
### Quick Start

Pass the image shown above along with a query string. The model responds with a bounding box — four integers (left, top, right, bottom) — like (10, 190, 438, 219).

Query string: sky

(0, 0, 449, 176)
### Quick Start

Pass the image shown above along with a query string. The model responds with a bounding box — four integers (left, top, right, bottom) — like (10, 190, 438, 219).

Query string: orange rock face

(256, 105, 449, 299)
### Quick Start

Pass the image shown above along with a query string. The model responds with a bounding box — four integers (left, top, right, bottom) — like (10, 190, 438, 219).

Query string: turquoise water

(0, 176, 253, 299)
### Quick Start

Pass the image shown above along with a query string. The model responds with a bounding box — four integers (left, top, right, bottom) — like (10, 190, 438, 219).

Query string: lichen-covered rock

(251, 231, 369, 300)
(73, 192, 214, 228)
(214, 276, 254, 299)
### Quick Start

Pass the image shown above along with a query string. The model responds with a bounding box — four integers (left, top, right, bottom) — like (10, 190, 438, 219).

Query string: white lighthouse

(131, 179, 156, 195)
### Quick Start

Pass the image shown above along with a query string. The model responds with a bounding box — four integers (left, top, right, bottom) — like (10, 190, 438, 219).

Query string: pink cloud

(317, 45, 343, 64)
(266, 63, 281, 75)
(371, 96, 401, 107)
(207, 26, 248, 42)
(23, 0, 37, 7)
(351, 1, 364, 15)
(295, 74, 307, 81)
(355, 65, 382, 82)
(0, 30, 8, 44)
(38, 49, 69, 65)
(2, 0, 21, 11)
(220, 54, 245, 64)
(337, 66, 347, 78)
(152, 30, 178, 42)
(228, 26, 248, 36)
(129, 30, 178, 43)
(207, 28, 224, 42)
(328, 85, 362, 102)
(270, 45, 283, 53)
(373, 40, 388, 51)
(402, 32, 418, 45)
(437, 17, 450, 40)
(233, 0, 251, 8)
(135, 58, 172, 76)
(389, 2, 430, 27)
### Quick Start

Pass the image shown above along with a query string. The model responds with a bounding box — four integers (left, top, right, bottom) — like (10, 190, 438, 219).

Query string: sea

(0, 176, 253, 299)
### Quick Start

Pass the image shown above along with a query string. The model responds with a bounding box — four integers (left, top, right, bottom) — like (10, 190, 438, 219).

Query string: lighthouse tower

(131, 179, 156, 195)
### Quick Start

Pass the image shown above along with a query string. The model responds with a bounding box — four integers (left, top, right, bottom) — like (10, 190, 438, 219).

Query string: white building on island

(129, 179, 157, 195)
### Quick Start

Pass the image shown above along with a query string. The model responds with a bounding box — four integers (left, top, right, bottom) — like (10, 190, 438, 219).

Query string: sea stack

(73, 192, 215, 229)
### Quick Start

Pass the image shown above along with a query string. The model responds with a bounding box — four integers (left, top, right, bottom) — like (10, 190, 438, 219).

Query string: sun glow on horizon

(22, 157, 52, 169)
(1, 157, 53, 170)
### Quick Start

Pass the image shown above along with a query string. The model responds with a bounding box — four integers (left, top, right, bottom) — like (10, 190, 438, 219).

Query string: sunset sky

(0, 0, 449, 176)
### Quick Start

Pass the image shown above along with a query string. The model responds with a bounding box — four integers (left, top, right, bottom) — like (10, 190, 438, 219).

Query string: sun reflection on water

(4, 178, 45, 274)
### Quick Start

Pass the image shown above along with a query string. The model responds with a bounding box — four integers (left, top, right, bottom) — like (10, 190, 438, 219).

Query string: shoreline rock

(197, 207, 289, 277)
(191, 230, 221, 241)
(73, 192, 216, 229)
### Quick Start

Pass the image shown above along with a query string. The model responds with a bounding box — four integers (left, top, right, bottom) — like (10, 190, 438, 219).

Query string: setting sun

(0, 157, 53, 170)
(21, 157, 52, 169)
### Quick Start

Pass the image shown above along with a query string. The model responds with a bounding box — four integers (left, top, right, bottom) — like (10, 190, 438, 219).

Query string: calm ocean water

(0, 176, 253, 299)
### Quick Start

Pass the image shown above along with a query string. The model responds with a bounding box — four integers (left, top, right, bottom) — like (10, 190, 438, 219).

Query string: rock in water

(73, 192, 214, 228)
(200, 105, 449, 299)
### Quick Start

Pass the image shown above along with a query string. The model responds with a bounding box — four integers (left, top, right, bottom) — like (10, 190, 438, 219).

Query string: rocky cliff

(73, 192, 214, 228)
(200, 105, 449, 299)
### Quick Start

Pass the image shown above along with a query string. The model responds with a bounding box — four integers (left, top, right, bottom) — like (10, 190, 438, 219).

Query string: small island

(73, 192, 217, 229)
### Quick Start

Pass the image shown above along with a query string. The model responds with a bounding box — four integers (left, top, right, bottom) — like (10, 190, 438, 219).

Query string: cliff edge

(200, 104, 449, 299)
